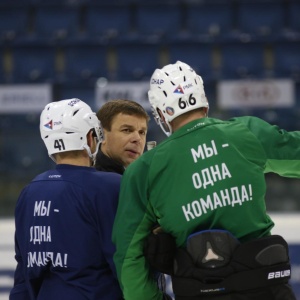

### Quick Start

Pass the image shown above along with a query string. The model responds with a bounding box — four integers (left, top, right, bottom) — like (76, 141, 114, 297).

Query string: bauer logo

(268, 269, 290, 280)
(44, 120, 53, 130)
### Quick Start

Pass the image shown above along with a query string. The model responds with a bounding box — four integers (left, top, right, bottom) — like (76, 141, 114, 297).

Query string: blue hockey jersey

(10, 164, 123, 300)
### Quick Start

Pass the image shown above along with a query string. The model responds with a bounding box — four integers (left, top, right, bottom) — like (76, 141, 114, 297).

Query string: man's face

(101, 113, 148, 167)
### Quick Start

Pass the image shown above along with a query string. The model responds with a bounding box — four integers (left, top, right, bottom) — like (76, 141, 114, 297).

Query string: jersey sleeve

(112, 159, 163, 300)
(235, 116, 300, 177)
(9, 232, 31, 300)
(95, 174, 122, 280)
(10, 189, 31, 300)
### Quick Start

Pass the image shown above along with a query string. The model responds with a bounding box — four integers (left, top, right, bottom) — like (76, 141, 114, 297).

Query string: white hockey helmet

(148, 61, 208, 136)
(40, 98, 103, 163)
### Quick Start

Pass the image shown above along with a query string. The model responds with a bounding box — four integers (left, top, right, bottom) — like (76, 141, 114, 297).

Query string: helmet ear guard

(40, 98, 103, 163)
(148, 91, 173, 136)
(148, 61, 209, 136)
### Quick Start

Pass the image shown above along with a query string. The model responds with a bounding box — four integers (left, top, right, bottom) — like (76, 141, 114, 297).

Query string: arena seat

(34, 4, 80, 42)
(11, 45, 56, 83)
(272, 42, 300, 79)
(63, 44, 108, 83)
(116, 42, 161, 81)
(168, 42, 215, 82)
(0, 5, 29, 42)
(220, 42, 266, 79)
(236, 0, 285, 40)
(185, 0, 234, 40)
(0, 47, 5, 83)
(296, 82, 300, 108)
(85, 3, 132, 41)
(135, 3, 182, 41)
(287, 1, 300, 33)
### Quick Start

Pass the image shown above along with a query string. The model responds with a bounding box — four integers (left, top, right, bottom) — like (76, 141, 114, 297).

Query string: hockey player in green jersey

(112, 61, 298, 300)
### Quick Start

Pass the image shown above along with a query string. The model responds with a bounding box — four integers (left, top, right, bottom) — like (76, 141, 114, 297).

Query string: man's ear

(101, 129, 108, 146)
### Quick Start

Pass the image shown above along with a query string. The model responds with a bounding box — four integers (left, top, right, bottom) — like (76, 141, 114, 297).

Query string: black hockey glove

(144, 230, 176, 275)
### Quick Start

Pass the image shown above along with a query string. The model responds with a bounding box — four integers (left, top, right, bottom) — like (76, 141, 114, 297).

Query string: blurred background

(1, 0, 300, 216)
(0, 0, 300, 298)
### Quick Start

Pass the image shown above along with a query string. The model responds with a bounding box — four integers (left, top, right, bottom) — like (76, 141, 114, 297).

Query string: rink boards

(1, 214, 300, 299)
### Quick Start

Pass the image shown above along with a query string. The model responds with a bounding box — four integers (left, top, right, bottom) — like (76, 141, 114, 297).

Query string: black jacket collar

(94, 148, 125, 175)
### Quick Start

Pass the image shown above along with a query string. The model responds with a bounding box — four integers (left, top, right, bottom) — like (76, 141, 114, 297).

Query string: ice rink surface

(1, 214, 300, 300)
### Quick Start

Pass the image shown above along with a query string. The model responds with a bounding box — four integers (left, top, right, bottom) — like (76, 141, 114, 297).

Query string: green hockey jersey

(112, 116, 300, 300)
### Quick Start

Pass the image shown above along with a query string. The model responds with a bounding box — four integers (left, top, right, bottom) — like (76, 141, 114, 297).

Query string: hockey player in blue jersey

(10, 99, 123, 300)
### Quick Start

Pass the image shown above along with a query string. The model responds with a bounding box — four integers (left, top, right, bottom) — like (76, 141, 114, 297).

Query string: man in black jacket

(95, 99, 150, 174)
(96, 99, 171, 299)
